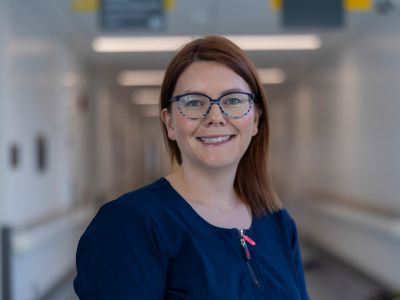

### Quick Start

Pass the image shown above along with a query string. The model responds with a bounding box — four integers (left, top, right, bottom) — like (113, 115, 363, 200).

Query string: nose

(205, 103, 226, 125)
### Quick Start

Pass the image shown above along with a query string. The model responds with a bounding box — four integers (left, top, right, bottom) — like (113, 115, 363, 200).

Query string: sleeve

(283, 210, 310, 300)
(73, 201, 169, 300)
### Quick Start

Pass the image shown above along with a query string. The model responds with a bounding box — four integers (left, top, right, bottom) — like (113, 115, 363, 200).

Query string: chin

(200, 156, 240, 170)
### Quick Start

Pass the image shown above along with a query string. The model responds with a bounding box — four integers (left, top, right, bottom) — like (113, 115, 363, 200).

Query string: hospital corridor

(1, 0, 400, 299)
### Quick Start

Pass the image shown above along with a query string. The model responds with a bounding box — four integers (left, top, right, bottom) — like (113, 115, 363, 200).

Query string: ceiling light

(131, 88, 161, 105)
(93, 35, 321, 52)
(227, 35, 321, 51)
(258, 68, 287, 84)
(120, 68, 286, 87)
(93, 36, 195, 52)
(119, 70, 165, 86)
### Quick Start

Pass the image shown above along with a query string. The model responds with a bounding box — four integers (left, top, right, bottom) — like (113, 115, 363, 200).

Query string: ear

(252, 107, 262, 136)
(161, 108, 176, 140)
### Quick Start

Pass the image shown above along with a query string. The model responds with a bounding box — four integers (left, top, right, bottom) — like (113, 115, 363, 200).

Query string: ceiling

(38, 0, 400, 84)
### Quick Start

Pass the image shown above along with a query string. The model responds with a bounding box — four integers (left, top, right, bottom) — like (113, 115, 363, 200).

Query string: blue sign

(99, 0, 166, 31)
(282, 0, 344, 28)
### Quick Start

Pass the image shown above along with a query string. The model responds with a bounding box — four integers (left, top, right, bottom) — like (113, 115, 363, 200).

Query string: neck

(167, 163, 241, 211)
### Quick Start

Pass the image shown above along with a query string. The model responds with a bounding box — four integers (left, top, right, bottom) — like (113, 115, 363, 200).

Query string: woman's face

(162, 61, 260, 172)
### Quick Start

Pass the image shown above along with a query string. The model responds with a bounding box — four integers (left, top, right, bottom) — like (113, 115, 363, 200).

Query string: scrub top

(74, 177, 309, 299)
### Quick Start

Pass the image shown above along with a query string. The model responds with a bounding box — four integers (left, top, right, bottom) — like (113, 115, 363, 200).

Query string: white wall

(0, 0, 8, 295)
(2, 1, 74, 226)
(0, 1, 95, 299)
(270, 14, 400, 289)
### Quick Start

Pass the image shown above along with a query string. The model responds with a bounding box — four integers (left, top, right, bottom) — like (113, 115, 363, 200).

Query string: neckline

(159, 176, 258, 237)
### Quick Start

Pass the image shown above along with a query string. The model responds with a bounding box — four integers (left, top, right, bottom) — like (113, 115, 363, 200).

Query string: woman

(74, 36, 309, 299)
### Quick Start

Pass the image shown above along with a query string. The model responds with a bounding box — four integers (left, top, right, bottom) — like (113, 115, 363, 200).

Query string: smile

(197, 135, 234, 145)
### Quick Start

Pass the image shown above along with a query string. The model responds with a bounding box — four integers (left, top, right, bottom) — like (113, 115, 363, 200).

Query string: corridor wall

(0, 1, 95, 299)
(270, 13, 400, 289)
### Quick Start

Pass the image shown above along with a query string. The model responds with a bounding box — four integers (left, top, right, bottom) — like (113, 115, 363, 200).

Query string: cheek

(166, 108, 188, 141)
(237, 114, 257, 135)
(173, 115, 198, 143)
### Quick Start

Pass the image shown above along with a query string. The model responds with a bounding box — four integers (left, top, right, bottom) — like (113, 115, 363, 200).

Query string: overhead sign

(282, 0, 344, 28)
(270, 0, 372, 11)
(99, 0, 166, 31)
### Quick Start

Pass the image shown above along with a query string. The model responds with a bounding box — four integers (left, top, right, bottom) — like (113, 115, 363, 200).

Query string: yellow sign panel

(269, 0, 371, 11)
(163, 0, 176, 11)
(71, 0, 99, 12)
(345, 0, 372, 10)
(270, 0, 282, 11)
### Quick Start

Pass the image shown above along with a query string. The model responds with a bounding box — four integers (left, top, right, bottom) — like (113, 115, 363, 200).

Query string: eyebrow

(180, 88, 249, 95)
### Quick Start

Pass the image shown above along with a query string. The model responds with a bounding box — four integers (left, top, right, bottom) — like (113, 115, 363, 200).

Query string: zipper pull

(238, 230, 261, 289)
(240, 237, 252, 260)
(239, 229, 256, 260)
(243, 234, 256, 246)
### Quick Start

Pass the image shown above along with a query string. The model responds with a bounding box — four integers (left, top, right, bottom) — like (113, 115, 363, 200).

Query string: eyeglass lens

(178, 93, 251, 118)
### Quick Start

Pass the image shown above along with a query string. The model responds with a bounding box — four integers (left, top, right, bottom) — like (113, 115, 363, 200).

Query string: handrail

(309, 189, 400, 219)
(312, 200, 400, 238)
(1, 207, 95, 300)
(296, 191, 400, 239)
(11, 207, 94, 255)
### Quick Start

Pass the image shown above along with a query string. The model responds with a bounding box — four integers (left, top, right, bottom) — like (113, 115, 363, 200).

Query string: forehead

(173, 61, 251, 96)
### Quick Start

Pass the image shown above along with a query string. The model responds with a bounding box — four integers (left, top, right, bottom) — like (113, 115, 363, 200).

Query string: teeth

(200, 136, 231, 144)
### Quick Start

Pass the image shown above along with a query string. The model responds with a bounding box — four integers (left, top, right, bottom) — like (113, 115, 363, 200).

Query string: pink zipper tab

(243, 234, 256, 246)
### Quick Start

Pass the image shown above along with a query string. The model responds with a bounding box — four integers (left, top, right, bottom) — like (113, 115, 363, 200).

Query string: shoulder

(259, 208, 295, 228)
(276, 208, 295, 226)
(74, 179, 171, 298)
(103, 177, 171, 210)
(257, 208, 298, 244)
(274, 208, 300, 249)
(78, 178, 173, 248)
(94, 177, 172, 224)
(76, 178, 174, 262)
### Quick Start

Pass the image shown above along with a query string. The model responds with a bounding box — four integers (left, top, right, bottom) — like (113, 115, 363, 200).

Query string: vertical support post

(1, 226, 11, 300)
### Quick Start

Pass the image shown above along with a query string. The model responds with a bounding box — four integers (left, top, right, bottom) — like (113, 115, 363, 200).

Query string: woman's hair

(160, 35, 282, 216)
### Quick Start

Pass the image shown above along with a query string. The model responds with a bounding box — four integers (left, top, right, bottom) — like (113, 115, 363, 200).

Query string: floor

(44, 242, 386, 300)
(300, 242, 384, 300)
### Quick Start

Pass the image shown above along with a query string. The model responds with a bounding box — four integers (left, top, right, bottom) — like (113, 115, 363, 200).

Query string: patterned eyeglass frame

(169, 91, 255, 120)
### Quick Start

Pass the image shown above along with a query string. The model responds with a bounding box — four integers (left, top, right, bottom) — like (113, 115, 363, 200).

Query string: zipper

(246, 261, 260, 288)
(238, 229, 260, 289)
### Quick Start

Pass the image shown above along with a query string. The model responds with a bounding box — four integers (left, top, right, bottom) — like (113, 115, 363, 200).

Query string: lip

(196, 134, 235, 138)
(196, 134, 235, 146)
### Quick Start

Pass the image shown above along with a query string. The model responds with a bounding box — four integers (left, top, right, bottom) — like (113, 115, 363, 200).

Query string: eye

(224, 97, 243, 105)
(186, 100, 203, 107)
(181, 95, 208, 108)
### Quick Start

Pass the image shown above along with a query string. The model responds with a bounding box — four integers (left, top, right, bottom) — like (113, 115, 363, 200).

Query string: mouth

(196, 135, 235, 145)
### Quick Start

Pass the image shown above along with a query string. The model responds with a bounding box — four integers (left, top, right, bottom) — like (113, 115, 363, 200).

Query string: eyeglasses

(170, 91, 255, 119)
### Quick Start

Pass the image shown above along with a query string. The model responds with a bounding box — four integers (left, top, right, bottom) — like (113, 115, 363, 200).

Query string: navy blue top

(74, 177, 309, 299)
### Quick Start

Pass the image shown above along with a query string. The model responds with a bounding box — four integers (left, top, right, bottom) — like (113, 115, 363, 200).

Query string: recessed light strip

(121, 68, 286, 87)
(257, 68, 287, 84)
(131, 88, 161, 105)
(119, 70, 165, 86)
(93, 35, 321, 52)
(227, 35, 321, 51)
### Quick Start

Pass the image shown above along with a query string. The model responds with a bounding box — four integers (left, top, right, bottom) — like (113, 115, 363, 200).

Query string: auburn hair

(159, 35, 282, 216)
